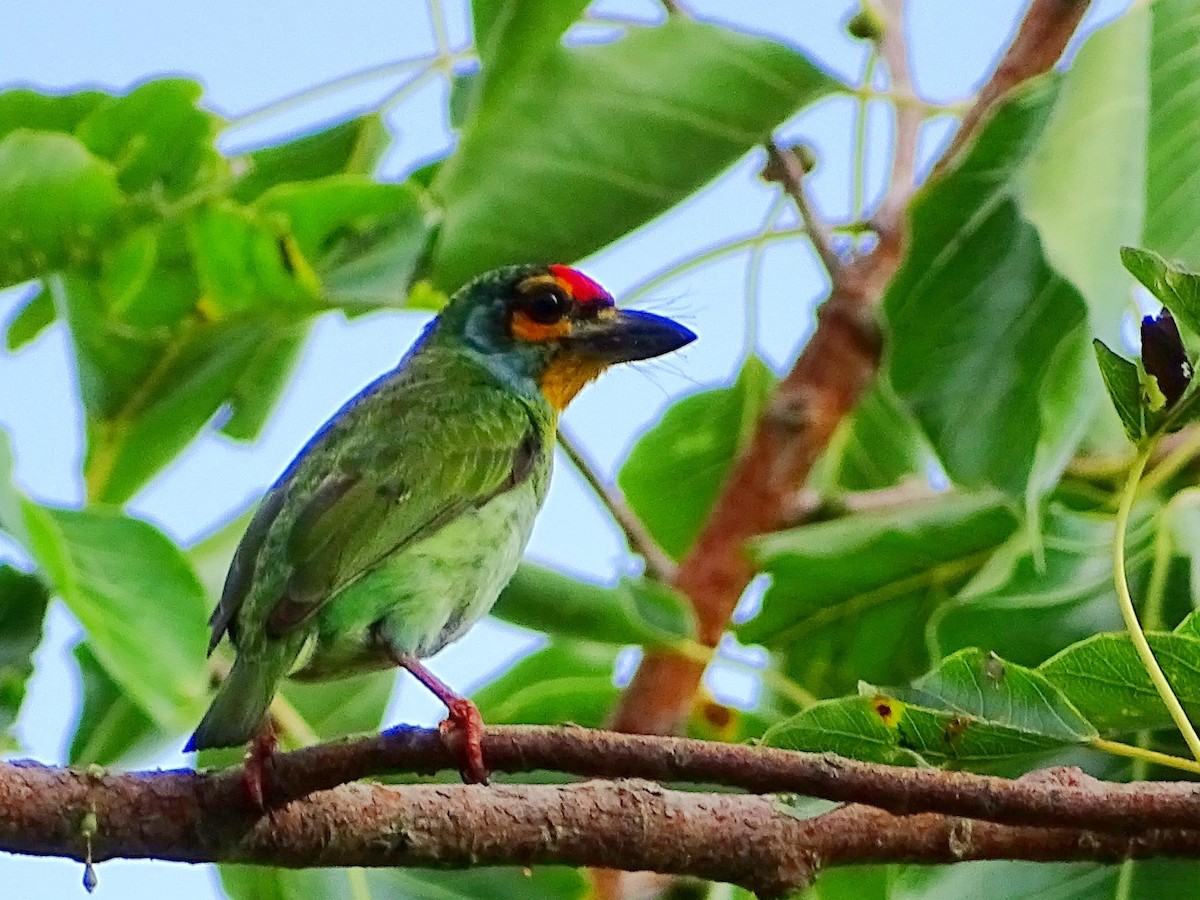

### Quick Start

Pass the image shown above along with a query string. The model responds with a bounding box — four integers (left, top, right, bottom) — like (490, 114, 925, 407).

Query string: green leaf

(231, 113, 390, 202)
(619, 357, 775, 560)
(822, 378, 932, 491)
(1121, 245, 1200, 337)
(281, 669, 394, 745)
(0, 565, 49, 744)
(70, 641, 160, 766)
(932, 504, 1151, 667)
(257, 175, 431, 307)
(187, 200, 318, 316)
(430, 15, 836, 289)
(898, 648, 1096, 744)
(1093, 338, 1145, 443)
(914, 858, 1200, 900)
(219, 322, 308, 441)
(473, 641, 619, 727)
(0, 88, 105, 138)
(17, 502, 209, 732)
(0, 130, 124, 288)
(3, 285, 53, 351)
(885, 76, 1088, 497)
(97, 223, 203, 332)
(768, 650, 1096, 771)
(74, 319, 279, 503)
(75, 78, 224, 200)
(220, 859, 587, 900)
(492, 562, 688, 646)
(1145, 0, 1200, 266)
(1016, 8, 1148, 345)
(760, 694, 927, 766)
(1039, 629, 1200, 733)
(741, 492, 1017, 647)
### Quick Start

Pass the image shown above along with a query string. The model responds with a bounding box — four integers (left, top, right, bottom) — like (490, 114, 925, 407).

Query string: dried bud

(847, 8, 884, 42)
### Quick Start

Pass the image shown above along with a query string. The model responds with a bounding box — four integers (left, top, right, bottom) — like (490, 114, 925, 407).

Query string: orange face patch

(510, 307, 573, 342)
(539, 353, 607, 411)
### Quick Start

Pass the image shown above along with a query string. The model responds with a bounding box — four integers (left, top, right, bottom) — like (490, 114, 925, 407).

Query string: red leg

(242, 720, 277, 810)
(396, 655, 489, 785)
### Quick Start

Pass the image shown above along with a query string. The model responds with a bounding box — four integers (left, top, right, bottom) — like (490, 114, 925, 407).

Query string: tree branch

(762, 141, 840, 277)
(608, 0, 1096, 738)
(9, 733, 1200, 898)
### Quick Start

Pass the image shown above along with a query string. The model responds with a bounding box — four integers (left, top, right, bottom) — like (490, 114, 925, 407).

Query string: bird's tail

(185, 653, 288, 751)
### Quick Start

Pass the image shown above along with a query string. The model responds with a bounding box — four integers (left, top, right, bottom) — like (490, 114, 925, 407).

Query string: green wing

(209, 355, 545, 650)
(269, 399, 539, 634)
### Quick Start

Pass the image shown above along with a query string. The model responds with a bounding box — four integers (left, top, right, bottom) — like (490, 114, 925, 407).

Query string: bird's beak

(567, 309, 696, 364)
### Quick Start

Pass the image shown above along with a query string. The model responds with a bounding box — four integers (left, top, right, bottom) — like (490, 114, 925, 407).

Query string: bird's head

(427, 264, 696, 410)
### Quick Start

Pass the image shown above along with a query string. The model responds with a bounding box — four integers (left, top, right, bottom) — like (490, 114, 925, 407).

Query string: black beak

(568, 309, 696, 364)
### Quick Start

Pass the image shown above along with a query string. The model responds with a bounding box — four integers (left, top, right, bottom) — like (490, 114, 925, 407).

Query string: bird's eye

(521, 287, 569, 325)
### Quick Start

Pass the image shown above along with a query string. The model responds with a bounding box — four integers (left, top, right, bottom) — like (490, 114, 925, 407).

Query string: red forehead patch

(548, 264, 610, 304)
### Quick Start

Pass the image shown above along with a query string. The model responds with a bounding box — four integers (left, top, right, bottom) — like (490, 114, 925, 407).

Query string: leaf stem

(1113, 444, 1200, 761)
(1091, 737, 1200, 777)
(1137, 425, 1200, 499)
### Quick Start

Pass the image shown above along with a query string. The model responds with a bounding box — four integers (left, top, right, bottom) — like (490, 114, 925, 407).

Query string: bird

(186, 262, 695, 802)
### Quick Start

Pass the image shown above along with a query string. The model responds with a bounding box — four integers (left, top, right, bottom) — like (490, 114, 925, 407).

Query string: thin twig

(875, 0, 923, 230)
(763, 141, 841, 277)
(557, 427, 677, 582)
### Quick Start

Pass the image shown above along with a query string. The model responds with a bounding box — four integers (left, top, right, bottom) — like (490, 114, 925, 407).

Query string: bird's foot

(439, 696, 489, 785)
(241, 723, 278, 811)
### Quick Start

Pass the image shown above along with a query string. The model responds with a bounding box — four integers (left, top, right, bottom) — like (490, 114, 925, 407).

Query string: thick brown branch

(609, 0, 1096, 737)
(6, 754, 1200, 899)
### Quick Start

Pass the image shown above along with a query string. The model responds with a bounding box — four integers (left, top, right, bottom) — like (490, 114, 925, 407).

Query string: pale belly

(289, 479, 540, 680)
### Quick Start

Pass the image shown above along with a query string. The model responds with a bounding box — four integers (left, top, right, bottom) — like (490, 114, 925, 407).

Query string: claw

(241, 723, 277, 810)
(440, 697, 489, 785)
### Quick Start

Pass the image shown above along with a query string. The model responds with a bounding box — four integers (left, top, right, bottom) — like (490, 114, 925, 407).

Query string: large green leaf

(761, 694, 927, 767)
(13, 501, 209, 732)
(741, 492, 1016, 647)
(0, 565, 49, 745)
(1017, 8, 1148, 345)
(257, 175, 431, 306)
(0, 89, 105, 138)
(1039, 625, 1200, 733)
(473, 641, 619, 728)
(1145, 0, 1200, 265)
(186, 200, 319, 316)
(911, 859, 1200, 900)
(767, 650, 1095, 771)
(75, 78, 224, 200)
(70, 641, 160, 766)
(429, 15, 836, 288)
(0, 130, 124, 289)
(822, 378, 932, 492)
(231, 113, 390, 202)
(885, 77, 1087, 497)
(1120, 246, 1200, 338)
(932, 504, 1153, 666)
(492, 562, 692, 647)
(218, 322, 308, 441)
(619, 357, 775, 560)
(897, 648, 1096, 744)
(220, 860, 586, 900)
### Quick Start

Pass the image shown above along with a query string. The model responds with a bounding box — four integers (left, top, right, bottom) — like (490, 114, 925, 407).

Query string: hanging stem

(1113, 442, 1200, 761)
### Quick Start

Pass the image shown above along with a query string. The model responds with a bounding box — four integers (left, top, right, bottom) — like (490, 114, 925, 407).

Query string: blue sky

(0, 1, 1128, 895)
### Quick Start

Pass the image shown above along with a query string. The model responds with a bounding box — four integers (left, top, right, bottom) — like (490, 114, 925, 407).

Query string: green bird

(186, 263, 694, 796)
